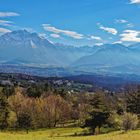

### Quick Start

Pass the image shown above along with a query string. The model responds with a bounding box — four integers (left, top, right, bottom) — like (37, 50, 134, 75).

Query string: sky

(0, 0, 140, 46)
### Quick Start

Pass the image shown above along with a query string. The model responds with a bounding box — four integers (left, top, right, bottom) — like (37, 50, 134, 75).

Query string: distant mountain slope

(0, 30, 95, 67)
(1, 30, 140, 76)
(71, 44, 140, 74)
(0, 30, 59, 65)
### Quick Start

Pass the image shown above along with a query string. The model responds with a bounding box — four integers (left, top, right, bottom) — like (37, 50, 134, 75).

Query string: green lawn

(0, 127, 140, 140)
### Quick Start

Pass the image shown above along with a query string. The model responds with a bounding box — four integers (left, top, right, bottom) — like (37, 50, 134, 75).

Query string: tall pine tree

(83, 91, 110, 134)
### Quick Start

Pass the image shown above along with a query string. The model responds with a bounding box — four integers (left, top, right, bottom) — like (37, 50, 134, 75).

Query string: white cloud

(50, 34, 60, 38)
(95, 43, 103, 46)
(115, 19, 134, 28)
(115, 19, 128, 24)
(127, 23, 134, 28)
(42, 24, 84, 39)
(130, 0, 140, 4)
(120, 30, 140, 42)
(0, 20, 13, 26)
(98, 24, 118, 35)
(90, 35, 102, 41)
(0, 28, 11, 33)
(0, 12, 19, 17)
(112, 41, 123, 44)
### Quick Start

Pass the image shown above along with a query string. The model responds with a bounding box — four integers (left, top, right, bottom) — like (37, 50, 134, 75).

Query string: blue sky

(0, 0, 140, 46)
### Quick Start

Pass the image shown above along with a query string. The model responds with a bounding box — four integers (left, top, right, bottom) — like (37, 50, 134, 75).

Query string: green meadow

(0, 127, 140, 140)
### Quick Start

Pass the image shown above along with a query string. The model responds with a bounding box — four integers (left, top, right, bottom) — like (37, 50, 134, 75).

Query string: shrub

(107, 112, 122, 129)
(121, 112, 139, 132)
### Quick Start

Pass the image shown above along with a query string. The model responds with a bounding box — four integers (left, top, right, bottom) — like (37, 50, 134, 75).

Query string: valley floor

(0, 127, 140, 140)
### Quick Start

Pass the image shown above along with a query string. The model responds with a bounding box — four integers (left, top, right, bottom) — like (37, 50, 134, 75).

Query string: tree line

(0, 83, 140, 134)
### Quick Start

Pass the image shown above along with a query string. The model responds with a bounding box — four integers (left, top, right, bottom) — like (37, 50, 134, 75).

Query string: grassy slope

(0, 127, 140, 140)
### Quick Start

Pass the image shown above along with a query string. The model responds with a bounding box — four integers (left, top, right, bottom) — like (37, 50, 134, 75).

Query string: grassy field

(0, 127, 140, 140)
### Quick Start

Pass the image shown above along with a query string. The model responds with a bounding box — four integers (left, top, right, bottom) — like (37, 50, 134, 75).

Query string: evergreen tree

(26, 84, 42, 98)
(2, 85, 15, 98)
(83, 92, 110, 134)
(126, 86, 140, 115)
(17, 113, 31, 134)
(0, 92, 9, 130)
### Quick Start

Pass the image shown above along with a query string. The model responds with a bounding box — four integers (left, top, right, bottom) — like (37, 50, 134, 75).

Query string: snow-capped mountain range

(1, 30, 140, 75)
(0, 30, 95, 67)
